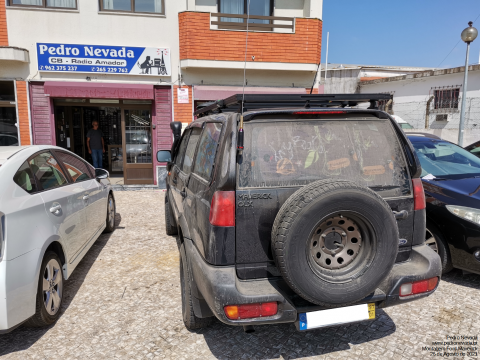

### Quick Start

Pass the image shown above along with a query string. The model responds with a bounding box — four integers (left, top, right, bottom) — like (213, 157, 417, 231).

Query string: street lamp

(458, 21, 478, 146)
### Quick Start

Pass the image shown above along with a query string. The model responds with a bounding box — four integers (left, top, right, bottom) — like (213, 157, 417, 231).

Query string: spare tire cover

(271, 179, 399, 307)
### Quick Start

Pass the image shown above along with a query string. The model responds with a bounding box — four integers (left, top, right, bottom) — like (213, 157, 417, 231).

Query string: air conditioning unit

(435, 114, 448, 121)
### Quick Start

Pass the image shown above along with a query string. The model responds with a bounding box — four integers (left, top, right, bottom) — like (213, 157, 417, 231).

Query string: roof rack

(194, 93, 393, 117)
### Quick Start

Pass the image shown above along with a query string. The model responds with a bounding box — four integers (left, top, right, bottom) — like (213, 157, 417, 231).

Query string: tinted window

(182, 128, 202, 174)
(13, 161, 38, 193)
(468, 143, 480, 159)
(239, 119, 411, 196)
(29, 152, 68, 191)
(175, 129, 190, 167)
(55, 151, 93, 183)
(194, 123, 222, 180)
(400, 123, 413, 129)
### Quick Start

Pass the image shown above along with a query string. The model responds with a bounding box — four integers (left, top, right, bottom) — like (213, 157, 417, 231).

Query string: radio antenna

(238, 0, 251, 154)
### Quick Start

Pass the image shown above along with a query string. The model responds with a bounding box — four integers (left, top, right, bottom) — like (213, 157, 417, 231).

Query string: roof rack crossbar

(194, 93, 393, 117)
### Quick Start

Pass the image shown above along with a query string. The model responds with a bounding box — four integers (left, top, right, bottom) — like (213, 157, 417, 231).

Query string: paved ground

(1, 191, 479, 359)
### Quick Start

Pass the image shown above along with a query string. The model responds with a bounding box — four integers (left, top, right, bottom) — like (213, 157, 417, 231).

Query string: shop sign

(36, 43, 171, 76)
(177, 88, 189, 104)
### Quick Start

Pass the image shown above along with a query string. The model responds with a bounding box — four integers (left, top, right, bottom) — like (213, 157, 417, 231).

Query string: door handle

(49, 204, 62, 215)
(172, 178, 177, 184)
(393, 210, 408, 220)
(180, 190, 186, 198)
(83, 195, 89, 201)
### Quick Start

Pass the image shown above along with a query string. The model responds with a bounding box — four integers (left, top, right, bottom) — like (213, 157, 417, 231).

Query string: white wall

(360, 70, 480, 145)
(5, 1, 186, 85)
(275, 0, 305, 18)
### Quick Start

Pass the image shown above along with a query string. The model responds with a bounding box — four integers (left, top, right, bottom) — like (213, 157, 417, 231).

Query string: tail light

(209, 191, 235, 227)
(412, 178, 425, 210)
(224, 302, 278, 320)
(400, 277, 438, 297)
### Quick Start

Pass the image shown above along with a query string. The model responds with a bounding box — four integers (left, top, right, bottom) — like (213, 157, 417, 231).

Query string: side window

(175, 129, 190, 167)
(182, 128, 202, 174)
(13, 161, 38, 194)
(29, 152, 68, 191)
(193, 123, 223, 181)
(55, 151, 94, 183)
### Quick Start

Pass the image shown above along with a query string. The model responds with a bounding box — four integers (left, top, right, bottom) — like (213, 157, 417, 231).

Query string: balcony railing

(210, 13, 295, 33)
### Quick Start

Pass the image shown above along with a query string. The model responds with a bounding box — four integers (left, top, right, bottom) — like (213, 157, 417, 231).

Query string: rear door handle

(83, 195, 89, 201)
(180, 190, 186, 198)
(393, 210, 408, 220)
(49, 204, 62, 214)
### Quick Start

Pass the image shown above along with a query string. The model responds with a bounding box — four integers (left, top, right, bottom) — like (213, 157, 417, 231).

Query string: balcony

(0, 46, 29, 62)
(210, 13, 295, 33)
(179, 11, 322, 72)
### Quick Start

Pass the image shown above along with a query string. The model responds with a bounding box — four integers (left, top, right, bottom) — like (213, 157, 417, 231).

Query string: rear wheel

(180, 243, 212, 330)
(25, 251, 63, 327)
(426, 222, 453, 274)
(272, 179, 399, 307)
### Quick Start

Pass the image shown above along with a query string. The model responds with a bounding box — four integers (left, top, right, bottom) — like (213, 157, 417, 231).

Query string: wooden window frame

(99, 0, 166, 15)
(7, 0, 78, 9)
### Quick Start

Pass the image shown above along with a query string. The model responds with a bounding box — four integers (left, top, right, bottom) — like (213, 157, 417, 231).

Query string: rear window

(238, 119, 411, 197)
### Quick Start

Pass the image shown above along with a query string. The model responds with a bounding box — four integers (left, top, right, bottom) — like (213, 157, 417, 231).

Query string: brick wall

(179, 12, 321, 64)
(15, 81, 31, 145)
(173, 85, 193, 124)
(0, 0, 7, 46)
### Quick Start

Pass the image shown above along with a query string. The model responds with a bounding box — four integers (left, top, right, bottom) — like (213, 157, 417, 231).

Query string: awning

(43, 82, 154, 99)
(193, 86, 308, 101)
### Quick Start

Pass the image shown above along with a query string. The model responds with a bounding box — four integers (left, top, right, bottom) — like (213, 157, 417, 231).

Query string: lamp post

(458, 21, 478, 146)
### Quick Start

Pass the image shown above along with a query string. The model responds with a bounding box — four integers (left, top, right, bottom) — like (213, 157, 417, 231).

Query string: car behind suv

(159, 94, 441, 332)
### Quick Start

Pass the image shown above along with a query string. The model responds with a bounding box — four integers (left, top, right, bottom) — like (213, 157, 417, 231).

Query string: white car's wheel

(103, 193, 116, 233)
(25, 251, 63, 327)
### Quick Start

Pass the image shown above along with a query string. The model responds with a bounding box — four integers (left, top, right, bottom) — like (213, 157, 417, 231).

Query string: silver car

(0, 145, 115, 333)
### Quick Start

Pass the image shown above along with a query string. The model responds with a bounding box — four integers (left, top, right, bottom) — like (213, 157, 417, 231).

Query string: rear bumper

(185, 239, 442, 326)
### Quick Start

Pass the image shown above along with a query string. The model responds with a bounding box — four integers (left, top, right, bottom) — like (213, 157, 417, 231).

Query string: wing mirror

(95, 168, 109, 180)
(157, 150, 172, 163)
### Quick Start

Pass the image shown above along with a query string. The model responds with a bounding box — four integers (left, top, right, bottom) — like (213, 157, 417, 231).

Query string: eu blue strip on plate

(299, 313, 307, 330)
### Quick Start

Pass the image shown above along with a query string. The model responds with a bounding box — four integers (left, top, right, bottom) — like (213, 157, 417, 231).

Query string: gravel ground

(0, 191, 479, 359)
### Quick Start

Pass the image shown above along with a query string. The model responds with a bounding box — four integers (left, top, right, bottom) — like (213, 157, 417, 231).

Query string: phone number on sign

(39, 65, 129, 73)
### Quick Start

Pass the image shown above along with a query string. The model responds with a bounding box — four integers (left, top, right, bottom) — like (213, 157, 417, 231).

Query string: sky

(320, 0, 480, 69)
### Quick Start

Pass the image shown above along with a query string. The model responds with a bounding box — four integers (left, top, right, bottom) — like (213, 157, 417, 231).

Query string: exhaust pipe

(243, 325, 255, 333)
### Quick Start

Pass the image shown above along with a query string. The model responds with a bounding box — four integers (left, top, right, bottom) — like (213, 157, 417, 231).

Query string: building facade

(0, 0, 323, 186)
(359, 65, 480, 146)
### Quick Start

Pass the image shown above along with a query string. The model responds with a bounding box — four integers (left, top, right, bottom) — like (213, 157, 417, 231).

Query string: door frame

(52, 100, 153, 185)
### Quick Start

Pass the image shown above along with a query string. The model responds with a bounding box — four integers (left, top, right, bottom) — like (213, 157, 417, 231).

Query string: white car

(0, 145, 115, 333)
(391, 115, 414, 130)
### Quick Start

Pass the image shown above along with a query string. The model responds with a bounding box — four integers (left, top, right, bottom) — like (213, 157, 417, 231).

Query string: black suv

(158, 94, 442, 332)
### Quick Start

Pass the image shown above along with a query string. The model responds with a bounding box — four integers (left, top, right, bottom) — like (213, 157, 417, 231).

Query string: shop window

(100, 0, 165, 14)
(219, 0, 273, 24)
(434, 88, 460, 110)
(0, 81, 18, 147)
(8, 0, 77, 9)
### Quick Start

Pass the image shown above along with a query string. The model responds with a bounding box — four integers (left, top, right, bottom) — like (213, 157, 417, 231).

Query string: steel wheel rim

(425, 228, 438, 253)
(43, 259, 63, 316)
(309, 214, 362, 270)
(108, 198, 115, 228)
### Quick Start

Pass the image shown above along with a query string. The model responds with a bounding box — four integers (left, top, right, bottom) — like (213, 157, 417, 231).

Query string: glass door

(122, 109, 153, 185)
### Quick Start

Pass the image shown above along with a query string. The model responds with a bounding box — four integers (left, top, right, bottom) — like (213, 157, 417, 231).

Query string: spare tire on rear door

(271, 179, 399, 307)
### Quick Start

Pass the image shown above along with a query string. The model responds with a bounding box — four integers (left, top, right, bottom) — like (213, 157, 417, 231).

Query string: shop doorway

(53, 99, 153, 185)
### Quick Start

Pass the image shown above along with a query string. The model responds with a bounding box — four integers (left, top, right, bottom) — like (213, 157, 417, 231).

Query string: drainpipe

(425, 95, 434, 129)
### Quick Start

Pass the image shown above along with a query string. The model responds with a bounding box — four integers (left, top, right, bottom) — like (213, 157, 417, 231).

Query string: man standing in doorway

(87, 120, 105, 169)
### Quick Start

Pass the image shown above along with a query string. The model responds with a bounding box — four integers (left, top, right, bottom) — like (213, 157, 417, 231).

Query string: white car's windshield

(411, 139, 480, 179)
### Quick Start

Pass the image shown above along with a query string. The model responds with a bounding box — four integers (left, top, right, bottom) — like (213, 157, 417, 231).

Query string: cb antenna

(238, 0, 251, 154)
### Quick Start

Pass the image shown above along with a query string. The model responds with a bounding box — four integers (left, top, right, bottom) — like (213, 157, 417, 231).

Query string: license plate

(298, 303, 375, 331)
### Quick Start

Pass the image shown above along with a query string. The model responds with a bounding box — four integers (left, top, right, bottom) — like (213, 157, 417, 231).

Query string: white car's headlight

(446, 205, 480, 226)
